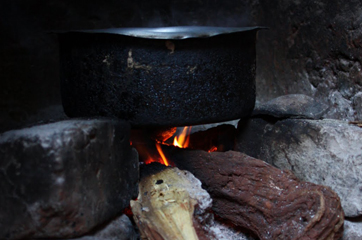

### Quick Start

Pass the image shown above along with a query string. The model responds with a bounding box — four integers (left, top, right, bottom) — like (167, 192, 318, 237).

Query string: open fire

(135, 126, 220, 167)
(129, 124, 345, 240)
(140, 126, 191, 167)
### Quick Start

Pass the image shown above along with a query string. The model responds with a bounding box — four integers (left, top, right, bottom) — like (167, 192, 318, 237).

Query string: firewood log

(130, 166, 211, 240)
(164, 148, 344, 240)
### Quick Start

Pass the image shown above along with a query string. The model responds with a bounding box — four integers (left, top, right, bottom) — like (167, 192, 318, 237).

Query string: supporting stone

(252, 94, 329, 119)
(75, 214, 139, 240)
(342, 219, 362, 240)
(236, 117, 362, 217)
(0, 119, 139, 239)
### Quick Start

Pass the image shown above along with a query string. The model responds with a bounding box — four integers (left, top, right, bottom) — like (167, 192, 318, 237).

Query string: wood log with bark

(130, 163, 254, 240)
(162, 148, 344, 240)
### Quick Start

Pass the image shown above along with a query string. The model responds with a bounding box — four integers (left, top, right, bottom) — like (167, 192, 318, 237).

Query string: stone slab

(342, 219, 362, 240)
(0, 119, 139, 239)
(76, 214, 138, 240)
(236, 118, 362, 217)
(253, 94, 329, 119)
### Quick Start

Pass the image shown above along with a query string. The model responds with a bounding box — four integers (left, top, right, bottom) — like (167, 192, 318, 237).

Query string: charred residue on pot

(58, 27, 263, 127)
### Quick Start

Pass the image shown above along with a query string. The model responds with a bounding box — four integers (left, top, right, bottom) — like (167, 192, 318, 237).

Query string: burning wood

(162, 148, 344, 240)
(130, 163, 254, 240)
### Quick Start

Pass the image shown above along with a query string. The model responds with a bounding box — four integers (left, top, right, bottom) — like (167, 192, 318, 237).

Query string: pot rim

(58, 26, 266, 39)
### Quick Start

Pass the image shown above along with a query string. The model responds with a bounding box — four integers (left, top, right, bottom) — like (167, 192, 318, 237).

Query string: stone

(0, 119, 139, 239)
(252, 94, 329, 119)
(187, 120, 239, 135)
(165, 148, 344, 240)
(253, 0, 362, 121)
(236, 118, 362, 217)
(352, 92, 362, 120)
(342, 219, 362, 240)
(75, 215, 139, 240)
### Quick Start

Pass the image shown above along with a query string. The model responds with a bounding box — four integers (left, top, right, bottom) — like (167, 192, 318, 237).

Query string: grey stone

(352, 92, 362, 120)
(0, 119, 139, 239)
(253, 94, 329, 119)
(187, 120, 239, 135)
(236, 118, 362, 217)
(76, 215, 138, 240)
(253, 0, 362, 121)
(343, 219, 362, 240)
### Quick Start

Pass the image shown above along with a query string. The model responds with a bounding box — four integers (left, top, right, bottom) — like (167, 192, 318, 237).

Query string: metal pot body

(59, 27, 258, 127)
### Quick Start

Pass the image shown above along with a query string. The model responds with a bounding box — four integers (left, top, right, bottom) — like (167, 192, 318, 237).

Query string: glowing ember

(173, 127, 192, 148)
(208, 146, 218, 152)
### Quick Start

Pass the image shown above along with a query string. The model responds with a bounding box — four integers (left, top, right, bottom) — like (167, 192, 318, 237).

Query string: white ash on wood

(163, 148, 344, 240)
(131, 163, 253, 240)
(131, 166, 202, 240)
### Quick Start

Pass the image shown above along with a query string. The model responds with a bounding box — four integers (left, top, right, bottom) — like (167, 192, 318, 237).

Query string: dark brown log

(187, 124, 236, 152)
(164, 148, 344, 240)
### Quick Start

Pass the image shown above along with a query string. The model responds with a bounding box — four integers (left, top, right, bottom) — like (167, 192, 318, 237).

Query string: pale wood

(131, 167, 201, 240)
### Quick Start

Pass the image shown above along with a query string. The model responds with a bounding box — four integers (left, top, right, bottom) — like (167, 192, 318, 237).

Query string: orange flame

(173, 126, 191, 148)
(142, 143, 170, 166)
(139, 126, 192, 167)
(155, 143, 169, 166)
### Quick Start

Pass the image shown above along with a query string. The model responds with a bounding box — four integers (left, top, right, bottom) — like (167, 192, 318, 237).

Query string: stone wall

(254, 0, 362, 120)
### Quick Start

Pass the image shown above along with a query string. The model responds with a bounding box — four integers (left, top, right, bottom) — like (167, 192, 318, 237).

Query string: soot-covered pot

(58, 26, 262, 127)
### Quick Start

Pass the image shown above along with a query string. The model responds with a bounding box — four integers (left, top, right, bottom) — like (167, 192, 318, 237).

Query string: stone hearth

(1, 1, 362, 239)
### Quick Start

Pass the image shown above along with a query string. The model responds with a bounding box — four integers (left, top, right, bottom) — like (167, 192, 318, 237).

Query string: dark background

(1, 0, 361, 132)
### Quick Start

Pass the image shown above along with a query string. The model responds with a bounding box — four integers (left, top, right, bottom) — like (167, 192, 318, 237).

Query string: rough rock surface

(76, 215, 138, 240)
(0, 119, 139, 239)
(253, 94, 329, 119)
(342, 219, 362, 240)
(253, 0, 362, 121)
(166, 148, 344, 240)
(236, 118, 362, 217)
(187, 120, 239, 135)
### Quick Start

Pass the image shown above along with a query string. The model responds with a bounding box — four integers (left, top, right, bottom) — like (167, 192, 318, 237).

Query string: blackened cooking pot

(58, 26, 262, 127)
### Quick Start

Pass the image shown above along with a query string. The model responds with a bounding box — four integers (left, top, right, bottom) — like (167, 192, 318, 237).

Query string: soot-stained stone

(252, 94, 329, 119)
(254, 0, 362, 121)
(0, 119, 139, 239)
(236, 118, 362, 217)
(75, 214, 139, 240)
